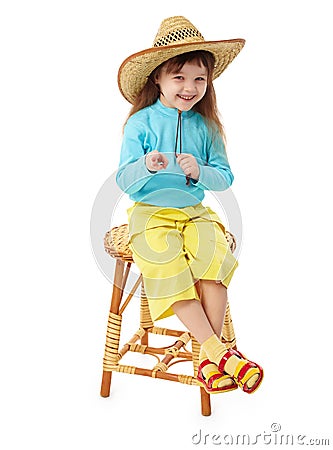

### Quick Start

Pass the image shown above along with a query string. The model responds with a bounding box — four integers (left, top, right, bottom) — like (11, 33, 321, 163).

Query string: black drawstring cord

(174, 110, 181, 154)
(174, 109, 190, 186)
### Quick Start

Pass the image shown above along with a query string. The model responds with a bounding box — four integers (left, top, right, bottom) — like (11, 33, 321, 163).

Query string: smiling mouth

(177, 94, 196, 101)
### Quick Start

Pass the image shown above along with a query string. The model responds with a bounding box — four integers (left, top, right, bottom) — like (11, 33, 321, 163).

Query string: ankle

(201, 334, 227, 365)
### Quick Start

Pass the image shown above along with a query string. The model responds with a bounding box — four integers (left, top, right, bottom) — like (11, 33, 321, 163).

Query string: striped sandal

(197, 359, 238, 394)
(218, 349, 264, 394)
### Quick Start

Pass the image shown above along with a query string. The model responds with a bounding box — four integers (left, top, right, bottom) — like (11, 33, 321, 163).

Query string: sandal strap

(198, 359, 212, 373)
(198, 360, 225, 388)
(218, 349, 263, 390)
(218, 349, 238, 373)
(240, 367, 259, 387)
(197, 358, 239, 394)
(208, 372, 225, 388)
(233, 359, 246, 379)
(236, 361, 257, 385)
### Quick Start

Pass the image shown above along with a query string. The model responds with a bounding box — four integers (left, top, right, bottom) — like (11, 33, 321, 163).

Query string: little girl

(116, 16, 263, 394)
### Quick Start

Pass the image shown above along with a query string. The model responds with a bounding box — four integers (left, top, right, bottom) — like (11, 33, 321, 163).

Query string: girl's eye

(174, 76, 184, 80)
(196, 77, 206, 81)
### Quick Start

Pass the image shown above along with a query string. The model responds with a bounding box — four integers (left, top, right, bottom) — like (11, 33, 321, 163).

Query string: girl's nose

(184, 80, 196, 92)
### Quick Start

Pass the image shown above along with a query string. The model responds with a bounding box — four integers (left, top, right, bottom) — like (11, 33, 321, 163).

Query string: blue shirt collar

(151, 98, 195, 119)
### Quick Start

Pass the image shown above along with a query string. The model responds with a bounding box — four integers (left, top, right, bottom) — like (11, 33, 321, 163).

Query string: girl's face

(155, 61, 208, 111)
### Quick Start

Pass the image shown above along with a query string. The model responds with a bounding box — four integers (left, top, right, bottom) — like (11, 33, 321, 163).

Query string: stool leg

(200, 387, 211, 416)
(141, 331, 149, 346)
(100, 372, 112, 397)
(139, 282, 153, 346)
(100, 259, 125, 397)
(191, 334, 212, 416)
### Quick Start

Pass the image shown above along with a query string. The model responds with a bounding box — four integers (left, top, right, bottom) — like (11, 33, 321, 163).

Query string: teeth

(178, 95, 195, 100)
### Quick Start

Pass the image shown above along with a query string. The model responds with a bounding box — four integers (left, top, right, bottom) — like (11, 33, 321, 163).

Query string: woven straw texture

(118, 16, 245, 104)
(104, 224, 236, 261)
(153, 16, 204, 47)
(104, 224, 133, 261)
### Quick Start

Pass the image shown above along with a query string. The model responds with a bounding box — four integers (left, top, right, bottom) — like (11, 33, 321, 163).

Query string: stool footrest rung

(112, 326, 196, 384)
(105, 363, 198, 385)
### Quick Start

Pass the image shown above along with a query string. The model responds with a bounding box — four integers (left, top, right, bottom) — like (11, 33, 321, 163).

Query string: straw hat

(118, 16, 245, 104)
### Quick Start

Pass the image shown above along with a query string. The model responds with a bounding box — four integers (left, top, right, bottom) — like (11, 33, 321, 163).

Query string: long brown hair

(125, 50, 225, 141)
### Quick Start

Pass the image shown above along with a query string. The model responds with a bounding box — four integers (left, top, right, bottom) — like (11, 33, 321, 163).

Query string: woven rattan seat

(104, 224, 134, 261)
(100, 224, 238, 416)
(104, 223, 237, 261)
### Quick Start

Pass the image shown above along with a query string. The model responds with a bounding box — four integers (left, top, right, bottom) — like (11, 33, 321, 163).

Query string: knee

(200, 279, 227, 287)
(172, 298, 199, 313)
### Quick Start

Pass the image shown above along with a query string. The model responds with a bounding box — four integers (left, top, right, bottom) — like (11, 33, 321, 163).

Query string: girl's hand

(145, 150, 169, 171)
(176, 153, 199, 180)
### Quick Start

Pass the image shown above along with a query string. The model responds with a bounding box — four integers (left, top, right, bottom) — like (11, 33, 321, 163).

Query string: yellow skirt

(127, 202, 238, 321)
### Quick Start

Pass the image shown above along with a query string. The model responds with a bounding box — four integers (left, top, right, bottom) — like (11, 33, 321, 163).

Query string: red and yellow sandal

(197, 359, 238, 394)
(218, 349, 264, 394)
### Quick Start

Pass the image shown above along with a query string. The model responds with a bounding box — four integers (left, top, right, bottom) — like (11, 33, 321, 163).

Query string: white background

(1, 1, 332, 448)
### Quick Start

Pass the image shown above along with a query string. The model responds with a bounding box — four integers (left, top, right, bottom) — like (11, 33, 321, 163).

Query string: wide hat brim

(118, 38, 245, 104)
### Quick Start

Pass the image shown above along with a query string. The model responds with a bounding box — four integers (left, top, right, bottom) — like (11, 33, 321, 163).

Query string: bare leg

(197, 280, 228, 365)
(172, 297, 235, 391)
(172, 299, 214, 344)
(199, 280, 228, 337)
(172, 281, 227, 344)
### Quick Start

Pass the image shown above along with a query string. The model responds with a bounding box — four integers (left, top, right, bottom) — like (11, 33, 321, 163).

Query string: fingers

(146, 150, 169, 171)
(146, 151, 199, 179)
(179, 163, 192, 176)
(176, 153, 199, 179)
(176, 153, 195, 167)
(175, 153, 190, 163)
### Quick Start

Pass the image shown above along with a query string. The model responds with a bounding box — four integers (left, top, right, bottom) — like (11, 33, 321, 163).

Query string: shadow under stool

(100, 224, 238, 416)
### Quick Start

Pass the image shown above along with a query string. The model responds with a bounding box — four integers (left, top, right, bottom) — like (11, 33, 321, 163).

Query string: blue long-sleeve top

(116, 99, 234, 207)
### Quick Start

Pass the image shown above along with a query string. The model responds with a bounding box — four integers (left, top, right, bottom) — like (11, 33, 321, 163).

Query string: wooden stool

(100, 224, 237, 416)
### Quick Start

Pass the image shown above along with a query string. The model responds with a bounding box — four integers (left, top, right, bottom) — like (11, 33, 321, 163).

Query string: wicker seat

(100, 224, 237, 416)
